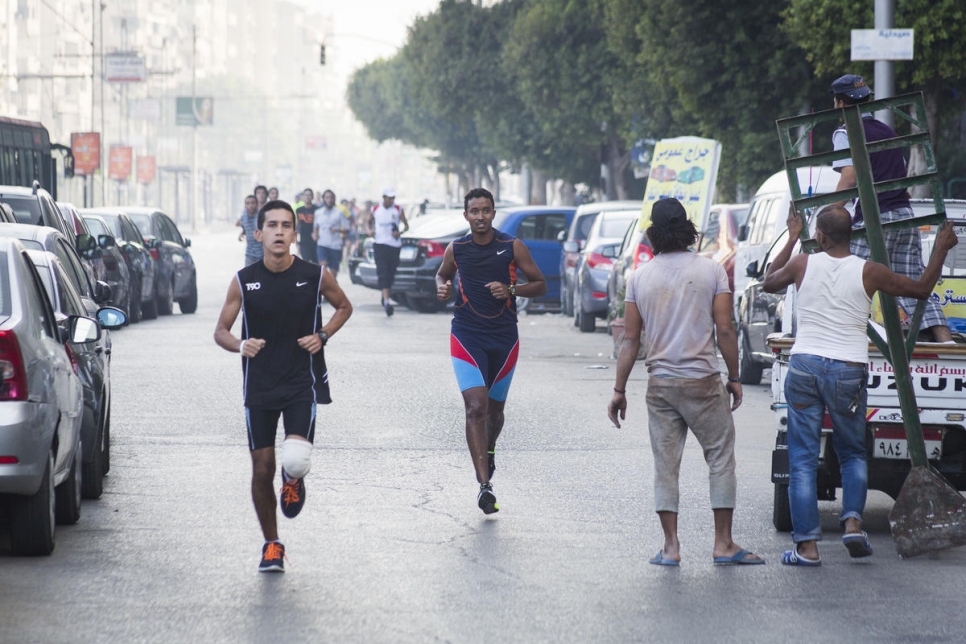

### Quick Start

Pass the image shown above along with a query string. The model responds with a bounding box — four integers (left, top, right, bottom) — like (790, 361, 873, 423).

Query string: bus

(0, 116, 73, 200)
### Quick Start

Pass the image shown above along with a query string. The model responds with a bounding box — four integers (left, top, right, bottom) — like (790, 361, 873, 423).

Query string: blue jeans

(785, 354, 868, 543)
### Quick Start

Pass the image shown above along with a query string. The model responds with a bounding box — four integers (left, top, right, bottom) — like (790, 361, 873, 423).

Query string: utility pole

(99, 2, 106, 206)
(191, 23, 198, 232)
(874, 0, 896, 129)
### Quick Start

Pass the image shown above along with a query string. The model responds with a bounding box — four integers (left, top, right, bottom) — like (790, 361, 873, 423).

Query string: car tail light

(0, 330, 28, 401)
(64, 343, 79, 375)
(592, 291, 607, 300)
(0, 456, 18, 464)
(586, 253, 612, 269)
(418, 240, 446, 258)
(633, 244, 654, 269)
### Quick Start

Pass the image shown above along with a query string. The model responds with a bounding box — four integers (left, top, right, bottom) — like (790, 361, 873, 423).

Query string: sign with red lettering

(71, 132, 100, 176)
(136, 155, 156, 184)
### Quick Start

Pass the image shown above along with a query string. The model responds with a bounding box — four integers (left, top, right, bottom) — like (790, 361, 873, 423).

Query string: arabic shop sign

(639, 136, 721, 234)
(872, 277, 966, 334)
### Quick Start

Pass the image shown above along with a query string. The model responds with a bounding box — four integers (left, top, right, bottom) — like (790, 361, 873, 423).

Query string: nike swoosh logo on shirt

(497, 250, 507, 255)
(296, 281, 308, 287)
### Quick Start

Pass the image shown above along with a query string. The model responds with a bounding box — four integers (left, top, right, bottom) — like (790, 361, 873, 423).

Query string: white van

(733, 166, 840, 300)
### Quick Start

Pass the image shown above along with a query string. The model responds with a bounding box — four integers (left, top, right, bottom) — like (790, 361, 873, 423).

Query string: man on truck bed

(830, 73, 952, 342)
(762, 204, 957, 566)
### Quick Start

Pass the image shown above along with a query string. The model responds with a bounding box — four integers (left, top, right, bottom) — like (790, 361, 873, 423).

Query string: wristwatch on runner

(509, 284, 516, 297)
(317, 330, 329, 346)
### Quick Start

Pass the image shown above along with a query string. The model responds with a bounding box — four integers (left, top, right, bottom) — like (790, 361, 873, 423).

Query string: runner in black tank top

(435, 188, 547, 515)
(215, 201, 353, 572)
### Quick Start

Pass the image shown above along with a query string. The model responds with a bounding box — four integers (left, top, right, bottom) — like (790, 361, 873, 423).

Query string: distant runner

(215, 200, 353, 573)
(436, 187, 546, 514)
(371, 187, 408, 316)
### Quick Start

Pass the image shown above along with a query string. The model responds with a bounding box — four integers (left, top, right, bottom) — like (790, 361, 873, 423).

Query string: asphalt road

(2, 227, 966, 643)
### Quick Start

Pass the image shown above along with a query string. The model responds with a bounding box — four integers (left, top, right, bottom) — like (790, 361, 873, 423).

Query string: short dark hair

(833, 93, 870, 106)
(464, 187, 495, 212)
(257, 200, 296, 229)
(646, 218, 698, 254)
(815, 205, 853, 245)
(323, 189, 335, 200)
(245, 194, 256, 201)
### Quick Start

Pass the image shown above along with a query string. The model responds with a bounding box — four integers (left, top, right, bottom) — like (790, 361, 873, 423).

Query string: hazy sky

(293, 0, 442, 75)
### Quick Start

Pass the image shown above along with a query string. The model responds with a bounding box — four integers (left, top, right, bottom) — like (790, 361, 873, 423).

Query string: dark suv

(123, 207, 197, 315)
(0, 182, 91, 255)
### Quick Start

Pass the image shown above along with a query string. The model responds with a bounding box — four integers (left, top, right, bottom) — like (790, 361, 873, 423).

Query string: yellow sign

(639, 136, 721, 233)
(872, 277, 966, 334)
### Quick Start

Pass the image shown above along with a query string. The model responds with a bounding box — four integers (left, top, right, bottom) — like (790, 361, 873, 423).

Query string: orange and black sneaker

(259, 541, 285, 573)
(280, 469, 306, 519)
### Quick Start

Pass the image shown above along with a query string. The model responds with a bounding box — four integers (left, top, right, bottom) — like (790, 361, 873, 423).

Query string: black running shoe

(280, 469, 306, 519)
(384, 300, 394, 317)
(259, 541, 285, 573)
(478, 482, 499, 514)
(488, 450, 496, 479)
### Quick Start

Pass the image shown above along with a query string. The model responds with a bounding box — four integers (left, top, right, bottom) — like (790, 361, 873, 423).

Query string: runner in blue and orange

(436, 187, 546, 514)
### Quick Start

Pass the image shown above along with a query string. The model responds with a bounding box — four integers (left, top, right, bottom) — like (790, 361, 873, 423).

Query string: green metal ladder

(774, 92, 946, 469)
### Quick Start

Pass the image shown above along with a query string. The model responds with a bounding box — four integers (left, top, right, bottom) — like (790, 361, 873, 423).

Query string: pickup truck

(765, 217, 966, 531)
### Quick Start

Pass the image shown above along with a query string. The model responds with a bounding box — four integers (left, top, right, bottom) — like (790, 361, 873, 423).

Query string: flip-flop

(713, 548, 765, 565)
(842, 531, 874, 558)
(649, 550, 680, 567)
(780, 546, 821, 567)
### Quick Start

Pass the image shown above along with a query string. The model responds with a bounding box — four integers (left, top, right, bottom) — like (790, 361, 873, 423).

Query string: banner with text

(108, 146, 133, 181)
(136, 156, 156, 184)
(176, 97, 214, 126)
(639, 136, 721, 234)
(71, 132, 101, 176)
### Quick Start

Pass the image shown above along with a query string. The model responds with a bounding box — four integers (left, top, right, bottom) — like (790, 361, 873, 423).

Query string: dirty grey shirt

(625, 251, 729, 379)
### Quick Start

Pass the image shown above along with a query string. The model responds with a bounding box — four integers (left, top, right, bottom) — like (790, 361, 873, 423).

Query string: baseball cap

(382, 187, 396, 198)
(830, 74, 871, 99)
(649, 198, 687, 227)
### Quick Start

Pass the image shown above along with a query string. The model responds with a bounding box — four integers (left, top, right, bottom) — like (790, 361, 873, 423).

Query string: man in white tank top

(763, 205, 957, 566)
(370, 187, 409, 316)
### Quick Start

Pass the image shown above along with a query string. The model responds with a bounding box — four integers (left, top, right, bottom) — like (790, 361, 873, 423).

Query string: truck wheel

(773, 483, 792, 532)
(55, 446, 82, 525)
(738, 327, 763, 385)
(10, 450, 56, 555)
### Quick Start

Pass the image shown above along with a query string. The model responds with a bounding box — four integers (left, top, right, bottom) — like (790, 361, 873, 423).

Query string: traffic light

(320, 44, 326, 65)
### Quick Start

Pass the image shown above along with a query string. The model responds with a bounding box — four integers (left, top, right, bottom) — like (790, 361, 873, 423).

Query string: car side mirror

(556, 230, 567, 243)
(98, 234, 116, 249)
(68, 315, 101, 344)
(93, 280, 113, 304)
(562, 241, 579, 253)
(76, 234, 96, 256)
(148, 238, 162, 250)
(737, 225, 749, 242)
(184, 238, 191, 248)
(745, 260, 759, 278)
(96, 306, 127, 329)
(602, 245, 617, 258)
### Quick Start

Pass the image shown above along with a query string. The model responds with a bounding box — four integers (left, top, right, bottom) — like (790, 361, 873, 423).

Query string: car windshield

(2, 196, 41, 225)
(95, 214, 123, 238)
(18, 239, 43, 251)
(127, 213, 153, 237)
(599, 212, 639, 237)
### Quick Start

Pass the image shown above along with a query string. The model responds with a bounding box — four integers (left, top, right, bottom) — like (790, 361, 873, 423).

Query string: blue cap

(830, 74, 871, 99)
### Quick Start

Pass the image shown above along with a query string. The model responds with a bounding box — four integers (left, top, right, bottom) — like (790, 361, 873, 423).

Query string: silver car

(574, 209, 639, 332)
(0, 237, 102, 555)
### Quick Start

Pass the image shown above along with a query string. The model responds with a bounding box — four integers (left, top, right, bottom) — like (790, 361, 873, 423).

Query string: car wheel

(10, 450, 56, 555)
(55, 443, 82, 525)
(738, 326, 764, 385)
(578, 304, 596, 333)
(158, 278, 175, 315)
(773, 483, 792, 532)
(101, 403, 111, 476)
(178, 274, 198, 314)
(572, 288, 580, 327)
(562, 283, 573, 317)
(81, 426, 104, 499)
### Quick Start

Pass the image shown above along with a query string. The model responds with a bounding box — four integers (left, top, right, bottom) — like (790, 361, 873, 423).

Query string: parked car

(80, 208, 157, 322)
(0, 182, 78, 247)
(122, 207, 198, 314)
(0, 202, 18, 223)
(606, 217, 656, 330)
(0, 236, 87, 555)
(357, 206, 575, 313)
(56, 202, 99, 285)
(733, 166, 839, 305)
(77, 213, 132, 318)
(696, 203, 749, 294)
(734, 198, 966, 385)
(573, 208, 639, 332)
(357, 210, 467, 312)
(27, 250, 126, 499)
(560, 201, 642, 317)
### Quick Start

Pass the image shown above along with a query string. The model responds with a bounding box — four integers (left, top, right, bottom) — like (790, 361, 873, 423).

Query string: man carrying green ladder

(829, 73, 953, 342)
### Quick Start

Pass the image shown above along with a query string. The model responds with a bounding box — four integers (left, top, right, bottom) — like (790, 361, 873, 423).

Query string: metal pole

(191, 24, 198, 232)
(99, 1, 105, 206)
(874, 0, 896, 129)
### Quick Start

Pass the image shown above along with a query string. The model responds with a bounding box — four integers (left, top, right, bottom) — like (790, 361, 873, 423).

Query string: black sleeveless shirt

(236, 257, 331, 408)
